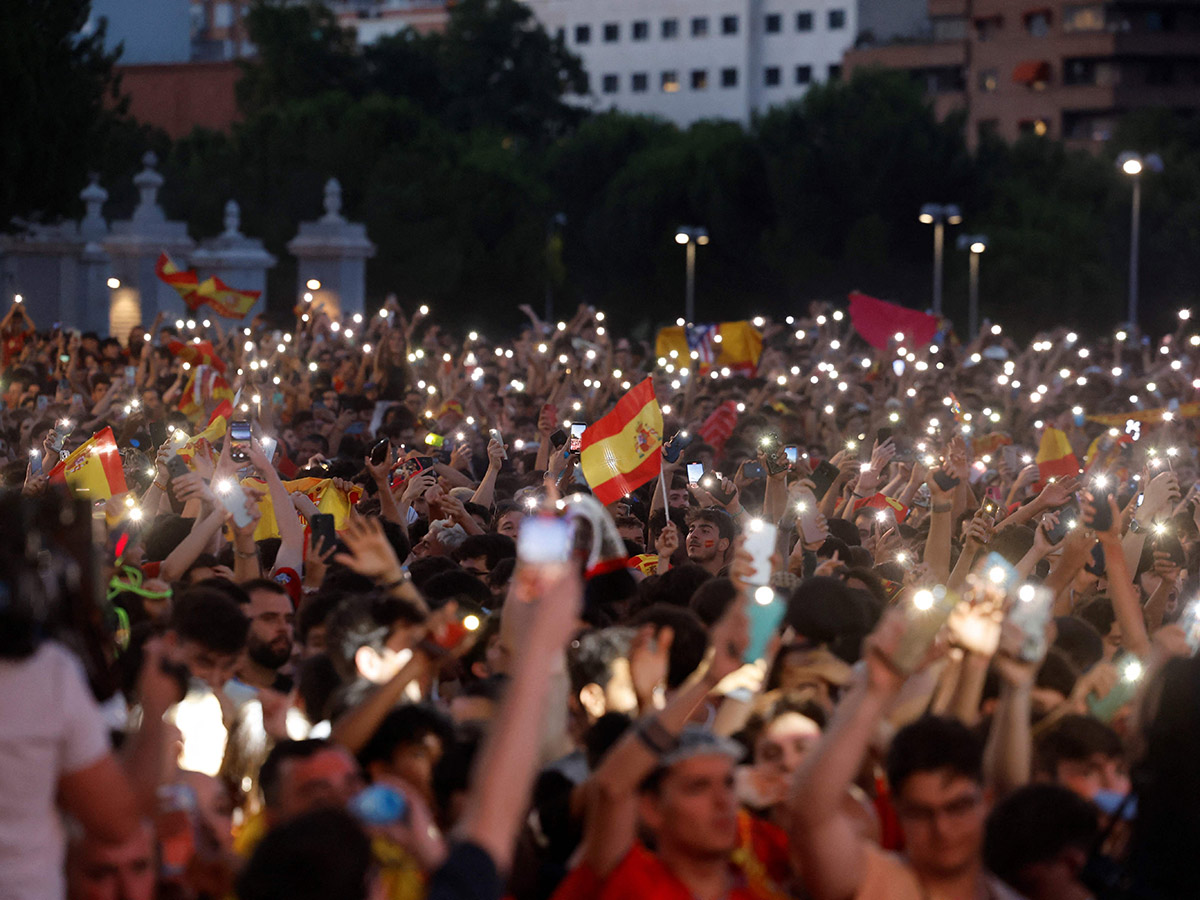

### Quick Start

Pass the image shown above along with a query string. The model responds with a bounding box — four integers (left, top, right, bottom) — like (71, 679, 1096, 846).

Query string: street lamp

(1116, 151, 1163, 328)
(918, 203, 962, 317)
(675, 226, 709, 324)
(957, 234, 988, 340)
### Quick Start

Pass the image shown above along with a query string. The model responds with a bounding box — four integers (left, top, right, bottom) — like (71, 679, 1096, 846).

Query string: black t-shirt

(426, 842, 502, 900)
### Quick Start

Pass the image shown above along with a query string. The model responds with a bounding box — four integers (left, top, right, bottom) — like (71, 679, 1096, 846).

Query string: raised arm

(248, 439, 305, 573)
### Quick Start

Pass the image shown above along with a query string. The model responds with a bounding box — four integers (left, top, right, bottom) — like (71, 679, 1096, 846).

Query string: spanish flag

(156, 252, 260, 319)
(167, 338, 226, 375)
(175, 409, 230, 468)
(654, 321, 763, 375)
(47, 427, 128, 500)
(178, 365, 235, 422)
(851, 493, 910, 523)
(580, 378, 664, 506)
(242, 477, 363, 542)
(1035, 426, 1080, 484)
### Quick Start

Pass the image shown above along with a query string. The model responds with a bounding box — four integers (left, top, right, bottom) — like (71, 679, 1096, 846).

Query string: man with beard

(235, 579, 295, 694)
(685, 508, 735, 577)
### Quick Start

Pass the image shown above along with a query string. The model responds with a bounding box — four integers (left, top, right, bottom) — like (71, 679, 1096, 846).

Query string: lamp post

(919, 203, 963, 317)
(957, 234, 988, 340)
(675, 226, 709, 324)
(1116, 152, 1162, 328)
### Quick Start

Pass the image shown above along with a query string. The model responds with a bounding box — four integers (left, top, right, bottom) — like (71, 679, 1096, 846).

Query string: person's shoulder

(986, 874, 1027, 900)
(855, 845, 923, 900)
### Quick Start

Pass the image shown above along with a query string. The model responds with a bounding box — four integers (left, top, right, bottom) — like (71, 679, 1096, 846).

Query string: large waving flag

(174, 408, 231, 468)
(178, 364, 235, 422)
(156, 252, 260, 319)
(848, 291, 940, 350)
(654, 321, 762, 375)
(242, 477, 364, 542)
(580, 378, 664, 506)
(48, 427, 128, 500)
(167, 338, 227, 375)
(1036, 426, 1080, 484)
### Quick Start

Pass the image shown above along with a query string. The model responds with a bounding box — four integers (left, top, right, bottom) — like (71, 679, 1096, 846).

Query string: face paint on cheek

(703, 540, 715, 548)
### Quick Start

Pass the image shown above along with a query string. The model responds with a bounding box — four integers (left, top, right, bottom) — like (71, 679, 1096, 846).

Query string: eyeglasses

(895, 791, 983, 826)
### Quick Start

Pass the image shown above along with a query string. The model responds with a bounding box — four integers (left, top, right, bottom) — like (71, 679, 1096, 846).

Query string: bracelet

(852, 491, 869, 499)
(635, 718, 680, 756)
(235, 549, 259, 559)
(381, 576, 410, 590)
(932, 502, 953, 513)
(152, 482, 167, 492)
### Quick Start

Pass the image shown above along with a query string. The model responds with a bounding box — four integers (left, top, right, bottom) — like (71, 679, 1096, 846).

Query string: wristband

(235, 549, 259, 559)
(381, 575, 410, 591)
(932, 502, 953, 513)
(635, 718, 679, 756)
(152, 481, 167, 492)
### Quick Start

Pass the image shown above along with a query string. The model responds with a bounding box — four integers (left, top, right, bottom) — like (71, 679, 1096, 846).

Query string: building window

(662, 17, 679, 39)
(691, 69, 708, 89)
(722, 15, 739, 34)
(631, 72, 649, 92)
(721, 67, 739, 87)
(691, 16, 709, 36)
(662, 70, 680, 92)
(1063, 4, 1105, 31)
(1025, 11, 1051, 36)
(828, 9, 847, 29)
(765, 66, 781, 86)
(795, 65, 812, 84)
(1063, 58, 1097, 85)
(796, 11, 814, 31)
(632, 20, 649, 40)
(975, 16, 1002, 41)
(574, 24, 591, 44)
(765, 13, 782, 33)
(601, 73, 619, 93)
(603, 22, 619, 42)
(1019, 118, 1050, 137)
(932, 16, 967, 40)
(828, 64, 842, 80)
(978, 68, 998, 91)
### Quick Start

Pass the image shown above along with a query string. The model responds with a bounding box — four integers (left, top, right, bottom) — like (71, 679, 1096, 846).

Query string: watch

(1129, 517, 1145, 534)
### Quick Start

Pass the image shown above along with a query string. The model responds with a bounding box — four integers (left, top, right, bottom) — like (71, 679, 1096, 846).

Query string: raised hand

(333, 514, 404, 584)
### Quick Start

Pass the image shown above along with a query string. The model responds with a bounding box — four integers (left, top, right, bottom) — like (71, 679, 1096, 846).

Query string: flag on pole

(1035, 426, 1080, 484)
(579, 378, 664, 506)
(47, 427, 128, 500)
(848, 291, 940, 350)
(156, 252, 260, 319)
(178, 364, 236, 422)
(167, 339, 227, 375)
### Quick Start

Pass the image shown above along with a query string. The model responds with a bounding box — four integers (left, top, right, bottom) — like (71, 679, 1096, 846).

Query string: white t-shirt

(0, 641, 111, 900)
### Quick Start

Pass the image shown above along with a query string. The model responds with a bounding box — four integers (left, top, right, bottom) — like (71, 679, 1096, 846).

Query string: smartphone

(125, 365, 137, 385)
(1088, 485, 1114, 532)
(259, 435, 277, 464)
(28, 448, 42, 476)
(664, 431, 695, 464)
(742, 520, 778, 586)
(1154, 533, 1187, 569)
(1002, 445, 1020, 471)
(980, 497, 1000, 522)
(785, 446, 799, 465)
(549, 429, 567, 449)
(1007, 584, 1055, 662)
(876, 427, 894, 445)
(166, 455, 190, 480)
(569, 422, 586, 453)
(425, 432, 445, 448)
(810, 460, 840, 500)
(489, 429, 507, 459)
(686, 462, 704, 487)
(702, 473, 735, 505)
(796, 500, 827, 544)
(744, 589, 787, 664)
(981, 551, 1019, 593)
(760, 432, 787, 476)
(888, 587, 958, 674)
(742, 461, 766, 479)
(215, 478, 253, 528)
(370, 437, 391, 466)
(518, 516, 574, 566)
(310, 513, 336, 553)
(1044, 500, 1079, 544)
(933, 469, 961, 492)
(35, 395, 48, 411)
(229, 419, 251, 463)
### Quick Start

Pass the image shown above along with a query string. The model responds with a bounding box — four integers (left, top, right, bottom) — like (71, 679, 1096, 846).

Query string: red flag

(848, 291, 939, 350)
(852, 493, 910, 524)
(698, 401, 739, 456)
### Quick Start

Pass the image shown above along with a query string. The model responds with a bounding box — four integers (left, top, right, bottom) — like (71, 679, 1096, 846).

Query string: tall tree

(0, 0, 125, 228)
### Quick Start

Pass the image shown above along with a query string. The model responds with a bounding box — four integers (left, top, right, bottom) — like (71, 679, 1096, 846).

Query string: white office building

(524, 0, 927, 125)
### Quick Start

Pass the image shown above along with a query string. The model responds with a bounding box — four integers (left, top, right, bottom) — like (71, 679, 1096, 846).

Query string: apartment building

(845, 0, 1200, 147)
(524, 0, 927, 125)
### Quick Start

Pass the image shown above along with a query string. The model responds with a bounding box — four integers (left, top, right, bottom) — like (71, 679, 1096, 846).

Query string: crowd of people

(3, 290, 1200, 900)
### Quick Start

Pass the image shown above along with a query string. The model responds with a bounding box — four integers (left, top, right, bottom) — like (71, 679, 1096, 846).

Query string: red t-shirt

(551, 813, 790, 900)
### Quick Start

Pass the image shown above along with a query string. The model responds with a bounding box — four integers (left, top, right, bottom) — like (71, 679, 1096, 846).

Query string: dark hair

(689, 577, 739, 626)
(258, 739, 336, 811)
(242, 577, 290, 599)
(142, 514, 195, 562)
(629, 603, 709, 688)
(407, 556, 459, 589)
(237, 808, 371, 900)
(296, 654, 341, 724)
(296, 592, 342, 647)
(639, 562, 713, 611)
(1052, 616, 1105, 673)
(324, 592, 428, 681)
(357, 703, 455, 773)
(885, 716, 984, 794)
(168, 587, 249, 655)
(421, 569, 494, 611)
(825, 518, 861, 548)
(1076, 597, 1116, 638)
(984, 784, 1099, 892)
(989, 525, 1036, 567)
(1033, 714, 1124, 778)
(566, 627, 633, 695)
(686, 507, 735, 543)
(453, 533, 516, 570)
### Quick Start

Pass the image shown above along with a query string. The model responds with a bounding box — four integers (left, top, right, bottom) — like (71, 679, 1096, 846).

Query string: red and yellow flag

(580, 378, 664, 506)
(242, 477, 364, 542)
(851, 492, 910, 523)
(48, 427, 128, 501)
(178, 364, 235, 422)
(1035, 426, 1080, 484)
(156, 252, 260, 319)
(175, 410, 230, 468)
(654, 321, 763, 375)
(167, 338, 227, 375)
